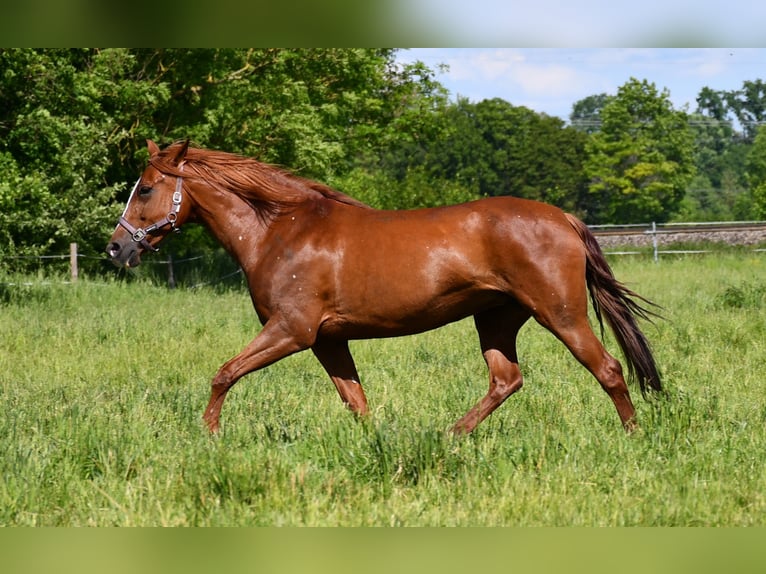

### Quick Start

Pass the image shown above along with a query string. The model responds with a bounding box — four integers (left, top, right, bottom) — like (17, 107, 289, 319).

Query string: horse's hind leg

(537, 313, 637, 431)
(451, 305, 530, 434)
(566, 326, 637, 431)
(312, 338, 369, 417)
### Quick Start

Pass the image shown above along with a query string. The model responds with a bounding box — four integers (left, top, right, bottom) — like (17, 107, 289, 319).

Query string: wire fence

(0, 243, 244, 290)
(590, 220, 766, 261)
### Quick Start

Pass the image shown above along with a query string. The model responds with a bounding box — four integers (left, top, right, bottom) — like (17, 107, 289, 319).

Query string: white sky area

(398, 1, 766, 47)
(396, 49, 766, 122)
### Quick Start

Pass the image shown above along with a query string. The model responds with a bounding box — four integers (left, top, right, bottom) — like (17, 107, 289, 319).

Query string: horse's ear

(169, 139, 189, 167)
(147, 139, 160, 156)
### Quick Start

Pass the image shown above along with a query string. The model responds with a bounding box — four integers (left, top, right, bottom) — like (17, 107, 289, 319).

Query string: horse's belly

(322, 284, 505, 339)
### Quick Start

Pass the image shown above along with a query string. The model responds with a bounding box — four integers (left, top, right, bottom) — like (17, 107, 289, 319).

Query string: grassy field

(1, 252, 765, 526)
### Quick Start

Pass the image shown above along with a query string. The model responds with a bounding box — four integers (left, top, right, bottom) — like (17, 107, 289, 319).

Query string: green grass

(1, 253, 766, 525)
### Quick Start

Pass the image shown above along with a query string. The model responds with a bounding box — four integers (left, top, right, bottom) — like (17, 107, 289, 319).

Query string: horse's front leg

(202, 319, 311, 433)
(311, 338, 369, 417)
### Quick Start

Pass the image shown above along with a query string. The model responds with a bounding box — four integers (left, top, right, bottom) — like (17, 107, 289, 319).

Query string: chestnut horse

(107, 140, 661, 434)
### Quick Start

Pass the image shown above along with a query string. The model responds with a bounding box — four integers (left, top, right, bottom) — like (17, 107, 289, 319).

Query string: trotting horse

(107, 140, 661, 434)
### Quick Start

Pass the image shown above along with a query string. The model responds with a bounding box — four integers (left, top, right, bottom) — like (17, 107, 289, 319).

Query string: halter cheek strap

(118, 168, 184, 252)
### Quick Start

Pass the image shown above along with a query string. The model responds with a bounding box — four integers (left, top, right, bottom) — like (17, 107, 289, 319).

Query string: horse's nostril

(106, 242, 121, 259)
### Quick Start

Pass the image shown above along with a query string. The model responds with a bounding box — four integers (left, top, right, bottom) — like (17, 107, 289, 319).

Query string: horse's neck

(192, 187, 271, 267)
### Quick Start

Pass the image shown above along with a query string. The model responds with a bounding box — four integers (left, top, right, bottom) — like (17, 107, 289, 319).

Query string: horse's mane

(150, 142, 370, 216)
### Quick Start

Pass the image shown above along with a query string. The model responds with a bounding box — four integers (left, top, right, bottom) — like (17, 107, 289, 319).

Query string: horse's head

(106, 140, 192, 267)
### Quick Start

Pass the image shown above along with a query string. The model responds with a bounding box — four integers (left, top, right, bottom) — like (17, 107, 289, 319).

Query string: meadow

(1, 252, 765, 526)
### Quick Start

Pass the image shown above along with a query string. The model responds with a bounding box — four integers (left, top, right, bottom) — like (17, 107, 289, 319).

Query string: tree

(0, 49, 450, 270)
(696, 86, 732, 124)
(128, 49, 448, 182)
(570, 93, 613, 134)
(0, 49, 168, 267)
(470, 99, 589, 211)
(667, 85, 755, 222)
(416, 96, 493, 198)
(725, 80, 766, 142)
(583, 78, 696, 223)
(745, 125, 766, 218)
(391, 97, 589, 214)
(330, 164, 477, 211)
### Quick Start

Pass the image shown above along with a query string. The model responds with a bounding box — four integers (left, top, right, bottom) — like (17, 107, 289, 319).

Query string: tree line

(2, 48, 766, 271)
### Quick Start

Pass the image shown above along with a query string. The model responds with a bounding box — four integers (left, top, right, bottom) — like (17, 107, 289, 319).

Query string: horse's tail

(566, 214, 663, 396)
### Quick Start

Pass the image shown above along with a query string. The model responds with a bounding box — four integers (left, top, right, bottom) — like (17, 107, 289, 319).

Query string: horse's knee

(211, 365, 237, 392)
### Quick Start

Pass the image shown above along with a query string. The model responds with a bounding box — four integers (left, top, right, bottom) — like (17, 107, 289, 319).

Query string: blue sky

(396, 1, 765, 47)
(396, 49, 766, 123)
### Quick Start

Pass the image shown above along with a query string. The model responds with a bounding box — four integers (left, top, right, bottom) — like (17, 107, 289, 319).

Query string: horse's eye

(138, 185, 153, 196)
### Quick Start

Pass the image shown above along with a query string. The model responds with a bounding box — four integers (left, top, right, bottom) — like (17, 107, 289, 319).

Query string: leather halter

(117, 167, 184, 252)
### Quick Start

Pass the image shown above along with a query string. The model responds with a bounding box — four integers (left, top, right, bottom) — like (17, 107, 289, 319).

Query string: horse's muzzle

(106, 239, 142, 268)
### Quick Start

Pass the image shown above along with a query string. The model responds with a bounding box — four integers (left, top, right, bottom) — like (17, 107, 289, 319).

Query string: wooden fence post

(167, 253, 176, 289)
(70, 242, 78, 282)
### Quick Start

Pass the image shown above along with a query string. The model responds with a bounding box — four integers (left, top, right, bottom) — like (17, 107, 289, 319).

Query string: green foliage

(584, 78, 696, 223)
(724, 79, 766, 142)
(685, 110, 751, 221)
(570, 92, 613, 134)
(0, 49, 446, 269)
(330, 165, 478, 210)
(0, 49, 169, 266)
(374, 96, 590, 215)
(672, 174, 752, 222)
(463, 99, 589, 210)
(133, 49, 411, 179)
(745, 125, 766, 218)
(579, 80, 764, 224)
(684, 82, 766, 222)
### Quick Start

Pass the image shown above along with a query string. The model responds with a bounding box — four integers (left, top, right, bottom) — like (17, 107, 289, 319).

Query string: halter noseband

(117, 167, 184, 253)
